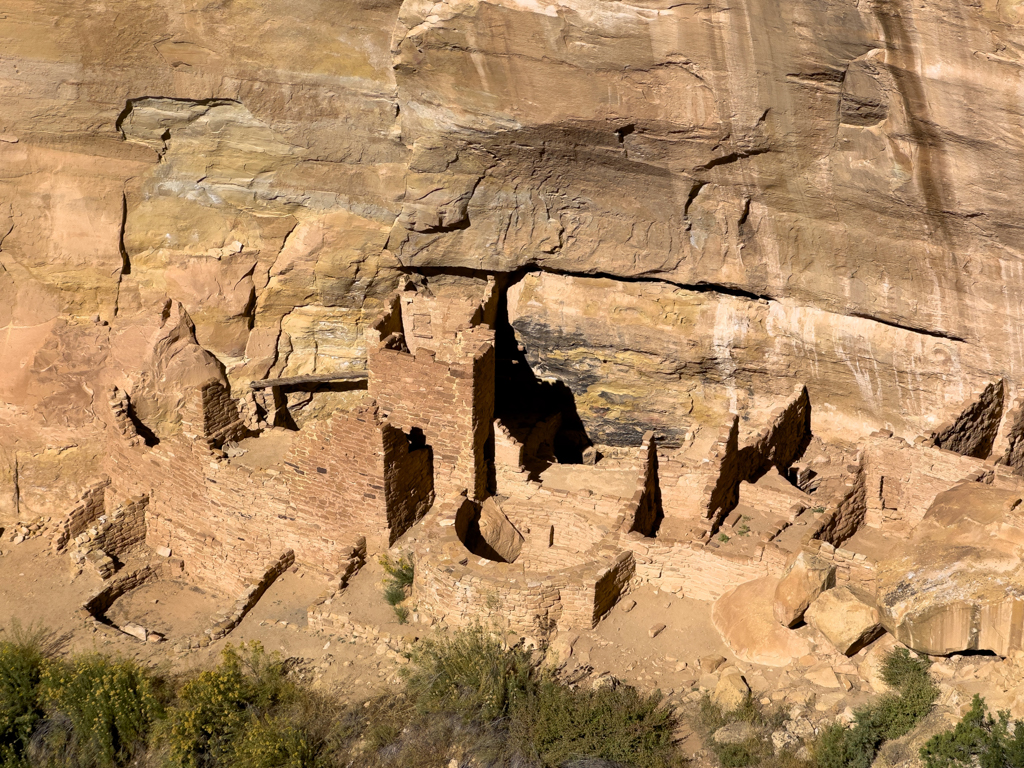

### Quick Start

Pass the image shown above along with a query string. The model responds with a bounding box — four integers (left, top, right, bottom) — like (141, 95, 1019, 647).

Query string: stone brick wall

(107, 392, 428, 593)
(70, 494, 149, 567)
(809, 468, 866, 547)
(700, 386, 811, 534)
(182, 380, 249, 450)
(627, 431, 662, 536)
(622, 532, 772, 601)
(381, 424, 435, 545)
(861, 434, 986, 531)
(205, 549, 295, 642)
(51, 478, 111, 552)
(803, 538, 878, 592)
(366, 299, 496, 501)
(108, 388, 144, 447)
(415, 496, 636, 636)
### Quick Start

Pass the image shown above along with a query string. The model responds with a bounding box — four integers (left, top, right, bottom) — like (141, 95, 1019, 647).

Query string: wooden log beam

(249, 372, 368, 389)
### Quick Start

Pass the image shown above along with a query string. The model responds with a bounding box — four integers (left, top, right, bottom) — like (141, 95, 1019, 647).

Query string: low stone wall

(50, 478, 110, 552)
(623, 532, 773, 601)
(78, 561, 184, 642)
(804, 538, 878, 592)
(414, 498, 634, 636)
(205, 549, 296, 642)
(306, 539, 370, 632)
(861, 434, 987, 531)
(68, 495, 149, 578)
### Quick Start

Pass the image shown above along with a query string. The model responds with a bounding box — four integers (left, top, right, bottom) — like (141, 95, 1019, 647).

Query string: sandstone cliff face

(3, 0, 1024, 510)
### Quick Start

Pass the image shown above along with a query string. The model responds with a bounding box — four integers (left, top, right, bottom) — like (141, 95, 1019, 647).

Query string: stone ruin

(50, 278, 1024, 660)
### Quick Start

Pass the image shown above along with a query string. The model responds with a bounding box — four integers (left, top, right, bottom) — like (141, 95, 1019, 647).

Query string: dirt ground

(0, 533, 886, 760)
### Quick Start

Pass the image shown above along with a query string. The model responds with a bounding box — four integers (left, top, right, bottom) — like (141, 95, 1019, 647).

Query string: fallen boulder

(712, 671, 750, 711)
(774, 550, 836, 628)
(805, 586, 884, 655)
(713, 577, 813, 666)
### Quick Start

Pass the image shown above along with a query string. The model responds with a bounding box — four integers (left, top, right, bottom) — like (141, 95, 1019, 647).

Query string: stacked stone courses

(60, 278, 1024, 643)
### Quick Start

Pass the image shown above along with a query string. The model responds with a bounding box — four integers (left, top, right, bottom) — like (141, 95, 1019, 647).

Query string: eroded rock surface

(876, 483, 1024, 656)
(4, 0, 1024, 535)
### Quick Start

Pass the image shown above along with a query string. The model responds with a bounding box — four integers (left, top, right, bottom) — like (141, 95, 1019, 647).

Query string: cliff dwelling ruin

(29, 276, 1024, 668)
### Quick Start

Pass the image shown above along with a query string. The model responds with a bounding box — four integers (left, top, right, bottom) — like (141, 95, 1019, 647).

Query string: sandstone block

(121, 623, 147, 642)
(712, 672, 750, 711)
(476, 497, 524, 563)
(773, 551, 836, 628)
(805, 586, 883, 655)
(713, 578, 813, 667)
(803, 663, 842, 689)
(714, 722, 757, 744)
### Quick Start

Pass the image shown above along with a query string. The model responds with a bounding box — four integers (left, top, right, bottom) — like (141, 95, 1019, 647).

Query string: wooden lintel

(249, 372, 369, 389)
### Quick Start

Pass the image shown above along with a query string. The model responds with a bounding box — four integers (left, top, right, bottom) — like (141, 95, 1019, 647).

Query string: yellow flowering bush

(40, 655, 158, 768)
(165, 642, 297, 768)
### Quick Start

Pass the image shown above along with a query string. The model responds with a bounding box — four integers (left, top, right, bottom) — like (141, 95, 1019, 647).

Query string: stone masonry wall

(367, 333, 495, 500)
(81, 494, 148, 560)
(50, 478, 110, 552)
(628, 431, 662, 536)
(182, 380, 249, 449)
(810, 467, 866, 548)
(861, 434, 987, 531)
(108, 392, 415, 592)
(700, 386, 811, 535)
(622, 531, 772, 601)
(381, 424, 434, 545)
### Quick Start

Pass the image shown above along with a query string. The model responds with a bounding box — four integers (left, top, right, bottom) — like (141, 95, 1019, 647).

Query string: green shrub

(813, 648, 937, 768)
(509, 679, 680, 768)
(880, 647, 931, 691)
(380, 555, 414, 589)
(383, 583, 407, 607)
(0, 625, 54, 766)
(403, 627, 535, 723)
(693, 693, 788, 768)
(165, 642, 290, 768)
(921, 694, 1024, 768)
(39, 655, 158, 768)
(230, 718, 316, 768)
(718, 742, 758, 768)
(392, 605, 410, 625)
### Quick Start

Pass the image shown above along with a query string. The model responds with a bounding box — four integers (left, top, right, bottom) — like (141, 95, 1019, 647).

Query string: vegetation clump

(0, 624, 682, 768)
(693, 691, 792, 768)
(921, 694, 1024, 768)
(814, 648, 938, 768)
(379, 555, 414, 624)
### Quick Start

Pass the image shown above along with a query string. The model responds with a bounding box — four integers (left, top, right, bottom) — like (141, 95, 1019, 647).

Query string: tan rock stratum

(5, 0, 1024, 507)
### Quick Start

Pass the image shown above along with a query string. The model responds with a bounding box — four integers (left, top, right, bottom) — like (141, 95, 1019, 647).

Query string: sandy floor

(539, 464, 638, 498)
(228, 429, 296, 471)
(106, 580, 224, 640)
